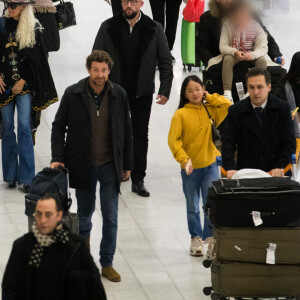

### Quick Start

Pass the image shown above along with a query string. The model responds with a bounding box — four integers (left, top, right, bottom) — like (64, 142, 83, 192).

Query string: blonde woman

(0, 0, 57, 192)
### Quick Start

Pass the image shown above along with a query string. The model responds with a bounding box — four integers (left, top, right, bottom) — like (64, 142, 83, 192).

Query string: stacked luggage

(203, 177, 300, 299)
(25, 167, 79, 234)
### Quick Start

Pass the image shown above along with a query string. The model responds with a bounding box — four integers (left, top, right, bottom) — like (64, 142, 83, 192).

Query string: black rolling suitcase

(25, 167, 79, 234)
(206, 177, 300, 227)
(204, 260, 300, 299)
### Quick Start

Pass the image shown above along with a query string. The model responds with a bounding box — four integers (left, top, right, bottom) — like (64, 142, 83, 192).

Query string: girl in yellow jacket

(168, 75, 232, 256)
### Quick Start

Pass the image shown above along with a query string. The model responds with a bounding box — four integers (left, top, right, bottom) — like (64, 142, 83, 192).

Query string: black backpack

(25, 167, 72, 217)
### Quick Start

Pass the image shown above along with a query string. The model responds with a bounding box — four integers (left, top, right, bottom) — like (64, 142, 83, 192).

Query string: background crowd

(0, 2, 297, 298)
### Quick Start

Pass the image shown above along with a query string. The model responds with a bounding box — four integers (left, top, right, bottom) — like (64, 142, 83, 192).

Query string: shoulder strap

(202, 101, 215, 125)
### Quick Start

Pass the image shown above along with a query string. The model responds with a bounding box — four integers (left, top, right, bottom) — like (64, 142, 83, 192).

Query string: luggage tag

(236, 82, 247, 100)
(266, 243, 277, 264)
(252, 211, 263, 226)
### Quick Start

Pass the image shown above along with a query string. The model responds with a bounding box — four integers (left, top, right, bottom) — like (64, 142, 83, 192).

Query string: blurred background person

(32, 0, 60, 53)
(149, 0, 182, 62)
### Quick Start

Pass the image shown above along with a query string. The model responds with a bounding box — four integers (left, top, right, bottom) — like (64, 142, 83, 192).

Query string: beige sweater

(206, 19, 275, 70)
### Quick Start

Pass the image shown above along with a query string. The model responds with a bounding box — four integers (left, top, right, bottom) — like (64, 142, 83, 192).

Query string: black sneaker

(8, 182, 16, 188)
(132, 181, 150, 197)
(23, 184, 31, 194)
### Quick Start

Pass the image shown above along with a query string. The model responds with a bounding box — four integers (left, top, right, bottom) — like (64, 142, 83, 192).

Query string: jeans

(1, 94, 35, 185)
(76, 162, 119, 267)
(128, 94, 153, 184)
(149, 0, 182, 51)
(181, 162, 218, 240)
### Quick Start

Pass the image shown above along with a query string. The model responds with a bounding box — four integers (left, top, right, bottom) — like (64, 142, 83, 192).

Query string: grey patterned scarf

(29, 223, 69, 268)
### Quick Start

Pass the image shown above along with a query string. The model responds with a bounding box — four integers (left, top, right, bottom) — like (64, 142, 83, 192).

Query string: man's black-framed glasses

(121, 0, 141, 6)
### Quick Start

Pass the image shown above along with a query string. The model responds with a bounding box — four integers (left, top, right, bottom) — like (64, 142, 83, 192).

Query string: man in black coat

(51, 50, 133, 282)
(2, 194, 106, 300)
(198, 0, 284, 67)
(222, 68, 296, 179)
(93, 0, 173, 197)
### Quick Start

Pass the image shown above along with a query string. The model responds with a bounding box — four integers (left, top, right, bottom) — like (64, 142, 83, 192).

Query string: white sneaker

(203, 237, 216, 260)
(190, 236, 204, 256)
(223, 90, 233, 102)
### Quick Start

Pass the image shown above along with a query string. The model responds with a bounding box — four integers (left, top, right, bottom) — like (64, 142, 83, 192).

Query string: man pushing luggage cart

(222, 68, 296, 179)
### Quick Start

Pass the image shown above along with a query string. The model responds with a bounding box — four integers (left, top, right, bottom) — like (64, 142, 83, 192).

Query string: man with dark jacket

(93, 0, 173, 197)
(222, 68, 296, 178)
(198, 0, 284, 67)
(2, 194, 106, 300)
(51, 50, 133, 282)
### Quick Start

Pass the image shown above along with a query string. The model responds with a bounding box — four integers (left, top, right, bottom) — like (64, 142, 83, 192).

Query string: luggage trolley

(203, 155, 300, 300)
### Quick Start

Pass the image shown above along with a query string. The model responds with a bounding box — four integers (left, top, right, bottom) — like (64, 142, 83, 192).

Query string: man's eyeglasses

(5, 3, 21, 10)
(33, 212, 58, 220)
(121, 0, 141, 6)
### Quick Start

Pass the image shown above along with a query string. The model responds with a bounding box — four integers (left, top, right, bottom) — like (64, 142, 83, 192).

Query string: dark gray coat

(51, 78, 133, 190)
(93, 12, 173, 98)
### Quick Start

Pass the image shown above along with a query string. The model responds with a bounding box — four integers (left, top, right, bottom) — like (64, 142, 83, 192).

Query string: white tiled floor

(0, 0, 300, 299)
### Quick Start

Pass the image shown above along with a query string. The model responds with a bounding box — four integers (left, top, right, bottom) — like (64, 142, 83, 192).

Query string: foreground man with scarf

(1, 194, 107, 300)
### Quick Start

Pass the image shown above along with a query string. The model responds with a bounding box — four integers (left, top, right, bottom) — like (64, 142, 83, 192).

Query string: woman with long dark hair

(0, 0, 58, 192)
(168, 75, 231, 256)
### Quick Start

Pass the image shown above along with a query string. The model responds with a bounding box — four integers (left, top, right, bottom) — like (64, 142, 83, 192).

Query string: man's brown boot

(102, 266, 121, 282)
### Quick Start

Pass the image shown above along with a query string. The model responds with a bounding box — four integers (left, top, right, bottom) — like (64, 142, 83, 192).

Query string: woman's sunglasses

(5, 3, 21, 9)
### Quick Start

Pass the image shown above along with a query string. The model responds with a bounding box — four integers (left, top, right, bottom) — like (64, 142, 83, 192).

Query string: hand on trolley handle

(217, 154, 297, 181)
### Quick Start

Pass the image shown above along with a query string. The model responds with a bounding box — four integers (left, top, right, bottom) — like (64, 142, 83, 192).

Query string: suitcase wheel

(188, 65, 192, 72)
(203, 259, 212, 268)
(203, 286, 212, 296)
(211, 293, 219, 300)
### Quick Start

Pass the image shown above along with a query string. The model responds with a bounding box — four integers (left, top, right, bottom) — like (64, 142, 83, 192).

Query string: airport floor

(0, 0, 300, 299)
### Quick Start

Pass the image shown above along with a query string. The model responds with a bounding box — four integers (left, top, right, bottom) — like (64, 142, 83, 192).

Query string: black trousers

(111, 0, 122, 15)
(149, 0, 182, 51)
(128, 94, 153, 184)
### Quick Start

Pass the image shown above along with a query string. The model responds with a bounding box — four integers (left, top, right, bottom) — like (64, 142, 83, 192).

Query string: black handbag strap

(202, 101, 216, 125)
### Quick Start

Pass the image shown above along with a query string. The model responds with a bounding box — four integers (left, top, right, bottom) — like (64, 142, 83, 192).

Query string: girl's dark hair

(285, 52, 300, 86)
(178, 75, 204, 109)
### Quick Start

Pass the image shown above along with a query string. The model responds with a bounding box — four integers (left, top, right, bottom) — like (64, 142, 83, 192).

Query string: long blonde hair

(5, 5, 42, 50)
